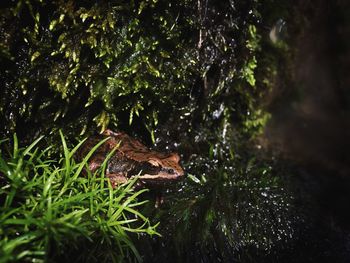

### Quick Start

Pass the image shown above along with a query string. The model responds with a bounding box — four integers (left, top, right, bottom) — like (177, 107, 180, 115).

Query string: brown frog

(77, 129, 184, 188)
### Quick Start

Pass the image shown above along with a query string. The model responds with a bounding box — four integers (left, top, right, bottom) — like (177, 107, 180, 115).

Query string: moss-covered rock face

(5, 1, 335, 262)
(0, 0, 276, 142)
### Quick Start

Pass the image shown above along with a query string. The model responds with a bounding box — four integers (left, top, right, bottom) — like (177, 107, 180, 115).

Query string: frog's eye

(167, 168, 175, 174)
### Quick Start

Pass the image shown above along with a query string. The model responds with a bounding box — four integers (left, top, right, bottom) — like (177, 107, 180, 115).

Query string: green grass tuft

(0, 132, 159, 262)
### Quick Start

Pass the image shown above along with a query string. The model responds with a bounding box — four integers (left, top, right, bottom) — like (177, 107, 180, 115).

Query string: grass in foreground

(0, 132, 159, 263)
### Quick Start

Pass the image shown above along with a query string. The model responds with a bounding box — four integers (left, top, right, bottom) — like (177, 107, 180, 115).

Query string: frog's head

(140, 153, 185, 182)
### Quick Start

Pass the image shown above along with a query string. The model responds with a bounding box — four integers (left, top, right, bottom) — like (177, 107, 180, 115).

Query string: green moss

(0, 0, 283, 141)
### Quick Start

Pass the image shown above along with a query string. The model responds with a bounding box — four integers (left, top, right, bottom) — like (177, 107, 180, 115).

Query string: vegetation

(134, 126, 298, 262)
(0, 132, 159, 262)
(0, 0, 302, 262)
(0, 0, 279, 141)
(1, 0, 349, 261)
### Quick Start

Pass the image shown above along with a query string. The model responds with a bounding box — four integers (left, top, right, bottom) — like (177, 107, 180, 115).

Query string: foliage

(137, 128, 298, 262)
(0, 0, 296, 260)
(0, 132, 159, 262)
(0, 0, 274, 141)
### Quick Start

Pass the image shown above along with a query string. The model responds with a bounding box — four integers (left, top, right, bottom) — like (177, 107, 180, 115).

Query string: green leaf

(49, 19, 57, 31)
